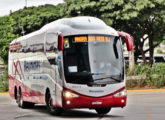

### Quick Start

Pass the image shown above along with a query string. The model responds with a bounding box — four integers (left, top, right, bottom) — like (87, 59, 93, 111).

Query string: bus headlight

(63, 91, 79, 98)
(114, 89, 127, 97)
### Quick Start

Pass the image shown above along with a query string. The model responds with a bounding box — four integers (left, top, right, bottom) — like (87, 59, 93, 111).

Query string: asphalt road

(0, 91, 165, 120)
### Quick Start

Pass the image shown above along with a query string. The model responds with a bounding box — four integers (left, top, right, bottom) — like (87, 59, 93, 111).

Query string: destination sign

(74, 35, 111, 42)
(74, 36, 87, 42)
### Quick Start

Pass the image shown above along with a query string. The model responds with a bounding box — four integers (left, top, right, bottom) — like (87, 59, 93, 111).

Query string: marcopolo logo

(89, 90, 104, 93)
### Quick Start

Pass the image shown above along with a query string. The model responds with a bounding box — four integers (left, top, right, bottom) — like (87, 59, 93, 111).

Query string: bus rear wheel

(17, 89, 34, 108)
(46, 92, 63, 115)
(95, 108, 111, 115)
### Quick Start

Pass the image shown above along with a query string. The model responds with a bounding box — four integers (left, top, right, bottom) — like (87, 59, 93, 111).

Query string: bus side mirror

(118, 31, 133, 51)
(58, 34, 64, 51)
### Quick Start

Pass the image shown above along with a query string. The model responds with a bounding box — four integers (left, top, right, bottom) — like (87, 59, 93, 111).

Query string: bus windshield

(63, 35, 124, 85)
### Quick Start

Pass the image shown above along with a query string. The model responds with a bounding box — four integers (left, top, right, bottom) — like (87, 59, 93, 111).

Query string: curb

(127, 89, 165, 92)
(0, 92, 9, 95)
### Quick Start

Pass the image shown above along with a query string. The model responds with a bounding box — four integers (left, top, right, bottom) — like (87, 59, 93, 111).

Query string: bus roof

(11, 16, 118, 44)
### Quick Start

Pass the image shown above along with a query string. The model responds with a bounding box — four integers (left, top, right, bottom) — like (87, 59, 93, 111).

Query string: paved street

(0, 91, 165, 120)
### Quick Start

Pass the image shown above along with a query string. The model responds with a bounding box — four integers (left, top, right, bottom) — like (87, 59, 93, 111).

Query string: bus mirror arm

(113, 38, 119, 59)
(118, 31, 133, 51)
(58, 34, 64, 51)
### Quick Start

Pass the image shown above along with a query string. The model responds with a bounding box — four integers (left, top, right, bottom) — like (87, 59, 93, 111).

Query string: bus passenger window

(48, 58, 57, 65)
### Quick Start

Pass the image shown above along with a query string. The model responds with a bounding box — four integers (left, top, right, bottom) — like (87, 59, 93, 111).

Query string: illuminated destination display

(74, 35, 111, 42)
(74, 36, 87, 42)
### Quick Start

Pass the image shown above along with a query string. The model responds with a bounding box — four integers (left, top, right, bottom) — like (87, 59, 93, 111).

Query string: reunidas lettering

(24, 61, 40, 72)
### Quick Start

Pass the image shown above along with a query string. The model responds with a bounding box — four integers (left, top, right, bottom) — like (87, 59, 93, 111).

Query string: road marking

(146, 108, 152, 120)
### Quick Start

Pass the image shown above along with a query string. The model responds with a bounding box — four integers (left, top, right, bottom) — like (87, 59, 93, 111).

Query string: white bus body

(8, 16, 133, 115)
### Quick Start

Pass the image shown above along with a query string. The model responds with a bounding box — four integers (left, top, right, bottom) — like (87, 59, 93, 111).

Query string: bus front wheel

(46, 92, 63, 115)
(95, 108, 111, 115)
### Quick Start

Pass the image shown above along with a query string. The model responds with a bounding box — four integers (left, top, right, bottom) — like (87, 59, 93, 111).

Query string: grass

(126, 63, 165, 89)
(0, 66, 8, 92)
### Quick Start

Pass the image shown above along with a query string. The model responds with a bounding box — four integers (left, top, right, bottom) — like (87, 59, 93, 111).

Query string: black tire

(17, 89, 34, 108)
(14, 87, 17, 100)
(95, 108, 111, 115)
(46, 92, 63, 115)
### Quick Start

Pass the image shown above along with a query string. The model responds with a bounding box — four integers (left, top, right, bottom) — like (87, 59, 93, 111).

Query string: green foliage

(10, 4, 64, 35)
(127, 63, 165, 88)
(63, 0, 165, 65)
(145, 43, 149, 47)
(0, 16, 18, 64)
(157, 49, 164, 54)
(0, 1, 165, 65)
(127, 64, 150, 76)
(162, 40, 165, 45)
(0, 67, 8, 92)
(0, 4, 65, 92)
(151, 63, 165, 88)
(126, 80, 137, 88)
(0, 4, 64, 64)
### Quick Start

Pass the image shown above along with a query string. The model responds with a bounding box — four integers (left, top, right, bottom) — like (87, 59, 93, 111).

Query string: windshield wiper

(67, 72, 104, 76)
(94, 76, 121, 82)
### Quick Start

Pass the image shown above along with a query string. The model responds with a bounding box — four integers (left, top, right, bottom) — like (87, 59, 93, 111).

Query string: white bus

(8, 16, 133, 115)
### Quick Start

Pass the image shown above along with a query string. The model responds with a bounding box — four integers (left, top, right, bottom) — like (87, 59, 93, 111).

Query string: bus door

(45, 32, 62, 106)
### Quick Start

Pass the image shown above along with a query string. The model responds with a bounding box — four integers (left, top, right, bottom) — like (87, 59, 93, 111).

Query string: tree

(0, 16, 18, 64)
(0, 4, 65, 64)
(62, 0, 165, 65)
(120, 0, 165, 65)
(10, 4, 64, 36)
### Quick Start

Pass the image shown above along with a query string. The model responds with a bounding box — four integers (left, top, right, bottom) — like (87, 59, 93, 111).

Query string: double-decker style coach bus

(8, 16, 133, 115)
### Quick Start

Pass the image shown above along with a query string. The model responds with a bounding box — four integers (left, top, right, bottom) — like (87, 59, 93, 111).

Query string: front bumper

(62, 90, 127, 109)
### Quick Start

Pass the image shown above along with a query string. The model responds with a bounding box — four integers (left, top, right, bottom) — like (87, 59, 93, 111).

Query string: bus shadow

(32, 105, 124, 119)
(32, 105, 47, 114)
(61, 109, 123, 119)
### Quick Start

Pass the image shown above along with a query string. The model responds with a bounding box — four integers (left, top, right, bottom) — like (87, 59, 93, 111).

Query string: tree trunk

(134, 40, 139, 63)
(139, 43, 146, 64)
(128, 50, 134, 72)
(149, 37, 154, 66)
(141, 50, 146, 64)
